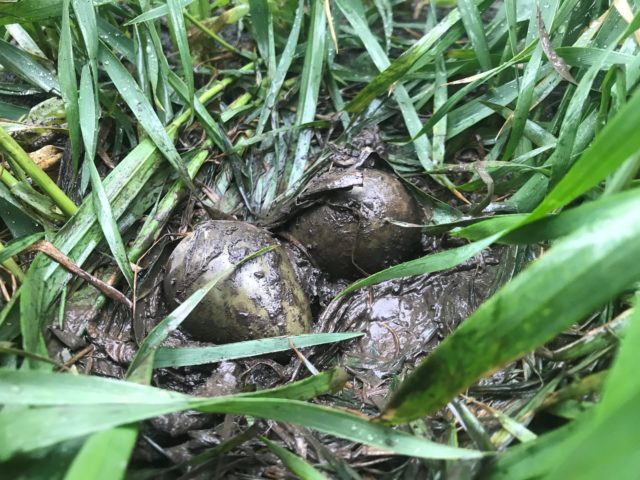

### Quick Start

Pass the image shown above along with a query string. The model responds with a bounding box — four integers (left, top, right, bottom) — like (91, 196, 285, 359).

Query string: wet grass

(1, 0, 640, 478)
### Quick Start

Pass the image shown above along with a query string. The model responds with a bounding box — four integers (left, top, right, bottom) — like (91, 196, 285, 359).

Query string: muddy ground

(45, 181, 530, 478)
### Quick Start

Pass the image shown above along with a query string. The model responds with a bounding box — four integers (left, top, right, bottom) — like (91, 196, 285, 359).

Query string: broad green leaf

(544, 299, 640, 479)
(63, 427, 137, 480)
(382, 191, 640, 423)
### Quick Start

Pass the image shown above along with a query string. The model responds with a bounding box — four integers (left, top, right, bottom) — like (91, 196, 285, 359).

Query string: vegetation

(1, 0, 640, 477)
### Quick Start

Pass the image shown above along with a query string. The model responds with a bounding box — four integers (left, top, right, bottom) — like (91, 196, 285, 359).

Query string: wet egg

(286, 169, 423, 278)
(163, 221, 312, 343)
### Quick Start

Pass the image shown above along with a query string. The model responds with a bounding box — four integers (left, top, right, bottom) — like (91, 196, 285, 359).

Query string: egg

(285, 169, 423, 278)
(164, 221, 311, 343)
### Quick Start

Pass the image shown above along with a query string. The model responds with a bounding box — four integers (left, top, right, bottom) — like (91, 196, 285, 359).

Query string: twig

(28, 240, 132, 308)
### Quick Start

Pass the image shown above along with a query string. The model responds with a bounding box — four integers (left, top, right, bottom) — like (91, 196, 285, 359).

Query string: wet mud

(48, 165, 523, 476)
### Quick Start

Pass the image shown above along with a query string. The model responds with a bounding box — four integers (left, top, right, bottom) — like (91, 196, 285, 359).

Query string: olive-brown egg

(286, 169, 423, 278)
(163, 221, 311, 343)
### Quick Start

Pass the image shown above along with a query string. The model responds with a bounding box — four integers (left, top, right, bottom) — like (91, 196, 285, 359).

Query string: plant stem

(0, 240, 25, 281)
(0, 166, 18, 188)
(0, 127, 78, 217)
(184, 10, 253, 59)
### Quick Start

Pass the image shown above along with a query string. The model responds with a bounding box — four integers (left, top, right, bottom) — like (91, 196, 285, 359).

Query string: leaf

(154, 332, 363, 368)
(80, 65, 135, 288)
(382, 191, 640, 423)
(335, 0, 432, 171)
(0, 232, 44, 265)
(5, 24, 46, 59)
(533, 86, 640, 217)
(536, 5, 576, 83)
(98, 46, 194, 190)
(63, 427, 137, 480)
(0, 127, 77, 217)
(287, 0, 326, 190)
(457, 0, 492, 71)
(260, 436, 328, 479)
(255, 0, 304, 136)
(125, 0, 195, 25)
(0, 38, 60, 93)
(58, 0, 81, 172)
(71, 0, 98, 67)
(249, 0, 272, 66)
(456, 189, 640, 244)
(345, 0, 493, 113)
(167, 0, 194, 103)
(0, 368, 480, 461)
(338, 234, 499, 298)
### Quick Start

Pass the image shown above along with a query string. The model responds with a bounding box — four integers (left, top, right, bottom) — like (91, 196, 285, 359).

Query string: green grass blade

(543, 301, 640, 479)
(5, 25, 46, 59)
(58, 0, 81, 172)
(0, 232, 44, 265)
(71, 0, 98, 68)
(79, 65, 135, 288)
(167, 0, 194, 103)
(126, 0, 195, 25)
(286, 0, 326, 190)
(382, 191, 640, 423)
(154, 332, 363, 368)
(78, 66, 98, 157)
(345, 0, 493, 113)
(260, 436, 328, 479)
(0, 392, 482, 461)
(256, 0, 304, 136)
(0, 38, 60, 94)
(532, 86, 640, 217)
(249, 0, 272, 67)
(457, 0, 492, 71)
(505, 0, 518, 56)
(335, 0, 432, 169)
(98, 46, 194, 190)
(338, 234, 499, 298)
(0, 128, 77, 217)
(500, 44, 544, 162)
(63, 426, 137, 480)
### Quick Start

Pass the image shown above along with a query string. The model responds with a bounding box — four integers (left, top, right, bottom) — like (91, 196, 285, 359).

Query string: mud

(49, 166, 523, 476)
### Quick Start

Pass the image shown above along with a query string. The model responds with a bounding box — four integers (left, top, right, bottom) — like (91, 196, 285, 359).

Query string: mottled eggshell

(286, 169, 423, 278)
(164, 221, 311, 343)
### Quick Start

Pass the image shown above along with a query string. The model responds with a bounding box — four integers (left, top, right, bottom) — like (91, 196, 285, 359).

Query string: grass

(1, 0, 640, 478)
